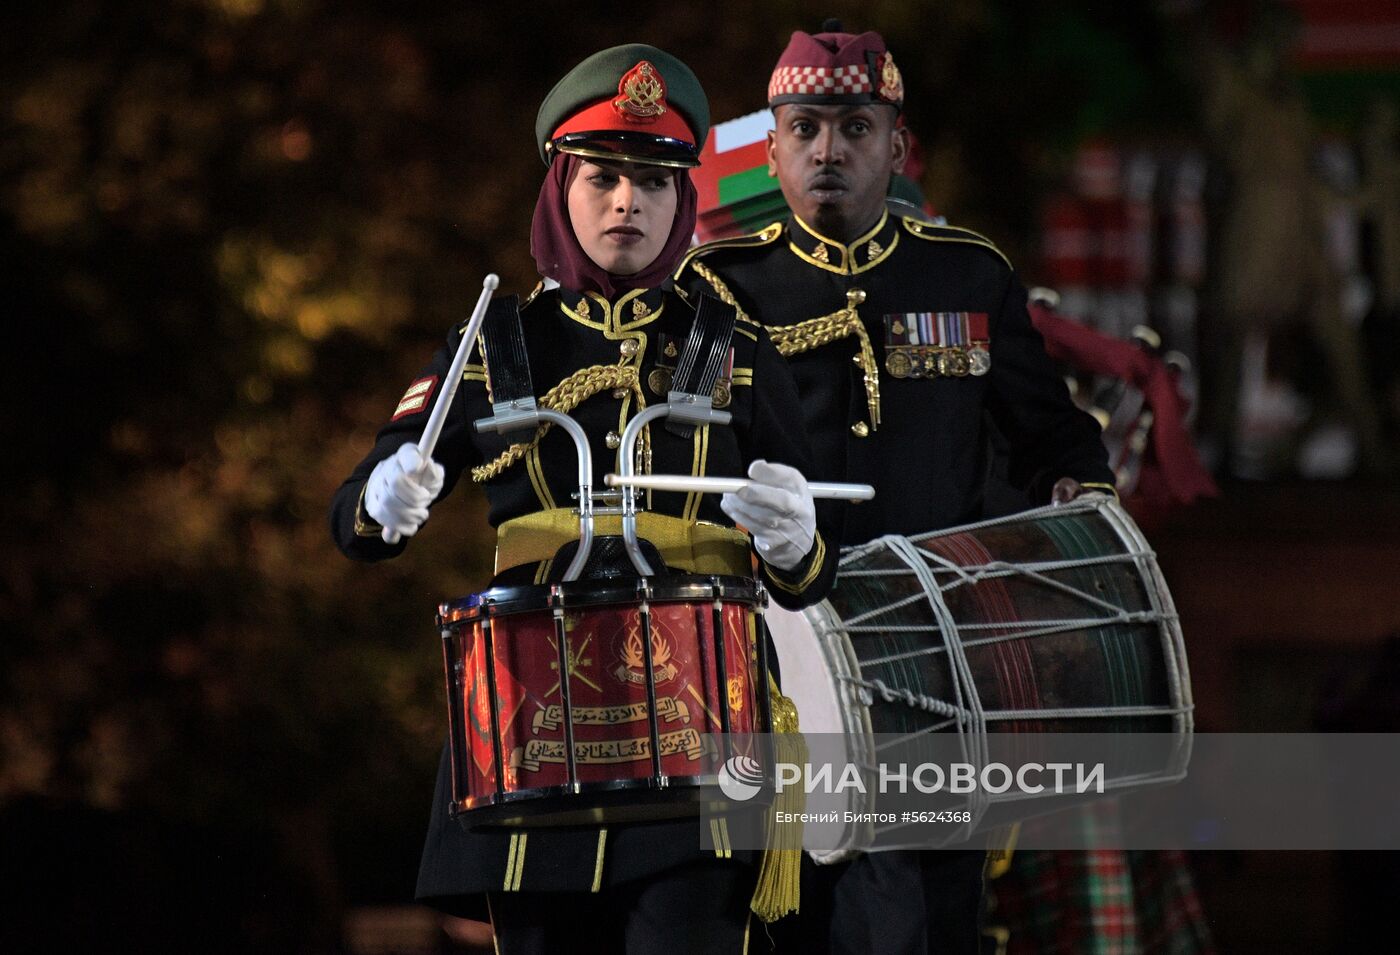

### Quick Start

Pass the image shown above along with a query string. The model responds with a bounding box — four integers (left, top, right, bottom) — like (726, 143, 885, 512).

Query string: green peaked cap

(536, 44, 710, 167)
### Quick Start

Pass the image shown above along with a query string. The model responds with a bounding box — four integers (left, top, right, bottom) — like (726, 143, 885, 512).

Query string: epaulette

(899, 217, 1012, 269)
(673, 221, 784, 281)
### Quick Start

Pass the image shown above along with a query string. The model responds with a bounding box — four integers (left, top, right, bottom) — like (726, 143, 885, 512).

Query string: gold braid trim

(690, 261, 880, 428)
(765, 305, 881, 429)
(687, 261, 758, 327)
(470, 364, 644, 482)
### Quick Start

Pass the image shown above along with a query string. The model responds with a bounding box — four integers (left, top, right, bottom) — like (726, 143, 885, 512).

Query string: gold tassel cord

(691, 258, 880, 430)
(983, 822, 1020, 880)
(688, 261, 754, 325)
(750, 683, 808, 924)
(471, 363, 646, 482)
(765, 310, 881, 429)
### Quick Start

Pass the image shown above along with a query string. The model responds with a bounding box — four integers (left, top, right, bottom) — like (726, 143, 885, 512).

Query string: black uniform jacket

(675, 211, 1114, 542)
(328, 282, 836, 915)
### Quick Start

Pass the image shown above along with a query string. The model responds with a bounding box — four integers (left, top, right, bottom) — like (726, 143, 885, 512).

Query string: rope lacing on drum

(848, 677, 970, 721)
(841, 502, 1193, 729)
(883, 533, 992, 835)
(808, 498, 1193, 853)
(838, 550, 1176, 667)
(852, 612, 1174, 668)
(848, 552, 1147, 618)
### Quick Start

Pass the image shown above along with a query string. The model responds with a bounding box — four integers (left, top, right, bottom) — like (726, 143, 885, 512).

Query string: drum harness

(472, 292, 741, 580)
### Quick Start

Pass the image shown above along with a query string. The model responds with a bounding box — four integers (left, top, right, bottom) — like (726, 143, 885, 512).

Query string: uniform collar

(558, 284, 667, 332)
(788, 209, 900, 275)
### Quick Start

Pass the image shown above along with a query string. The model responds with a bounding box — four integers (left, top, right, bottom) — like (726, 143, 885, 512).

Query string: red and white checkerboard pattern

(768, 64, 873, 101)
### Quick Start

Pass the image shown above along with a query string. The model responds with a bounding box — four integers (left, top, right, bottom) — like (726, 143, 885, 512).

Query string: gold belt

(494, 509, 753, 577)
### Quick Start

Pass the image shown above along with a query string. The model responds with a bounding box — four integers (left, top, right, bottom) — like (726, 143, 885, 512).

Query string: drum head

(767, 603, 877, 863)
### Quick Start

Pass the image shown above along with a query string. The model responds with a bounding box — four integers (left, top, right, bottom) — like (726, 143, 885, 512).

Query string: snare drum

(440, 574, 773, 828)
(766, 496, 1192, 860)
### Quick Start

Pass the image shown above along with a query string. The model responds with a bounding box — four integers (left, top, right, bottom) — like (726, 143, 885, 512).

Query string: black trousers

(775, 849, 986, 955)
(488, 857, 756, 955)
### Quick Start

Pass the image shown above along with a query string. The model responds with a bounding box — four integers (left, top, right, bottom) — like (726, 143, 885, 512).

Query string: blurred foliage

(0, 0, 1204, 949)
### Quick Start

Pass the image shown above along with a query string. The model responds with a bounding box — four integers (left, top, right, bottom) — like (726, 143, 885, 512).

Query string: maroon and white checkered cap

(767, 29, 903, 110)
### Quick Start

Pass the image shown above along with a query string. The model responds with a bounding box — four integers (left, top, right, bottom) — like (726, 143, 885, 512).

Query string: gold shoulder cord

(764, 290, 881, 430)
(686, 261, 759, 327)
(471, 364, 646, 482)
(691, 262, 880, 429)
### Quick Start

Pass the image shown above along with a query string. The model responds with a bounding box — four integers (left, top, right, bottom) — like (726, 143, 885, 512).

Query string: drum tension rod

(479, 597, 508, 801)
(549, 584, 580, 791)
(636, 577, 665, 784)
(709, 576, 733, 760)
(753, 583, 775, 769)
(439, 611, 474, 804)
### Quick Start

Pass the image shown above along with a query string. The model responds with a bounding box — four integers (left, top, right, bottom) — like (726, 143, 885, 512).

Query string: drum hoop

(801, 599, 880, 864)
(1096, 501, 1196, 763)
(439, 573, 761, 622)
(451, 773, 767, 813)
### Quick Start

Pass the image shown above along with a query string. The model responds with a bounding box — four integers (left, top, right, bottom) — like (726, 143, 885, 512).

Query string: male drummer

(676, 24, 1116, 955)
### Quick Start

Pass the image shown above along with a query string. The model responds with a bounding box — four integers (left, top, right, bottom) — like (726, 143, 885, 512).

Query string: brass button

(605, 431, 621, 449)
(611, 388, 628, 399)
(846, 288, 867, 306)
(851, 421, 870, 438)
(619, 339, 640, 358)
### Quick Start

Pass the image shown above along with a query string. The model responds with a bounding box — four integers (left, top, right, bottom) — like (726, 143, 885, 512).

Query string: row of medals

(646, 350, 987, 398)
(886, 344, 991, 379)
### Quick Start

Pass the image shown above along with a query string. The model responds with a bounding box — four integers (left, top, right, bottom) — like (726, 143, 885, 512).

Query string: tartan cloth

(987, 801, 1216, 955)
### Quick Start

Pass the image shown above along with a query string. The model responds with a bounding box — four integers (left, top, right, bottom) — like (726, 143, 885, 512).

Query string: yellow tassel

(983, 823, 1020, 880)
(750, 681, 807, 923)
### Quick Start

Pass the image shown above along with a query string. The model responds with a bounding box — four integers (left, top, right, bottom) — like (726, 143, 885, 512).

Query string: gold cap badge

(614, 61, 668, 123)
(878, 52, 903, 104)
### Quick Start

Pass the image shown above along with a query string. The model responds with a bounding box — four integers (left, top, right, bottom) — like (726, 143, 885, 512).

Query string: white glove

(365, 443, 446, 543)
(720, 459, 817, 572)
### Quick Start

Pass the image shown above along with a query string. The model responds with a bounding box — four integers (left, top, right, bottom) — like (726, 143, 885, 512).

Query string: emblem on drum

(613, 622, 679, 685)
(727, 676, 746, 713)
(717, 754, 764, 802)
(545, 631, 599, 696)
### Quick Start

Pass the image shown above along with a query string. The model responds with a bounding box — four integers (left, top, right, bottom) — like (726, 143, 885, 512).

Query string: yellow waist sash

(494, 509, 753, 577)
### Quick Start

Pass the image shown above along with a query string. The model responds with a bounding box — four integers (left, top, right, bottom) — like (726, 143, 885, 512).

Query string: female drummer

(330, 44, 835, 954)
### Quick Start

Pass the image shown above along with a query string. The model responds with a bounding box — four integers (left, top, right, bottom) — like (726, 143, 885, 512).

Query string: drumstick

(382, 273, 499, 544)
(603, 473, 875, 502)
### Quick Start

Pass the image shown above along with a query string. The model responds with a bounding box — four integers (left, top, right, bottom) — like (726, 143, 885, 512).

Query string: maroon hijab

(529, 154, 698, 299)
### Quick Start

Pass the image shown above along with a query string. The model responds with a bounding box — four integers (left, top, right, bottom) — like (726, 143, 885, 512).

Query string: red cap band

(551, 96, 697, 150)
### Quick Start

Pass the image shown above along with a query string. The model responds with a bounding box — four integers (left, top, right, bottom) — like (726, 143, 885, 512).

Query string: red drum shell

(439, 575, 771, 828)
